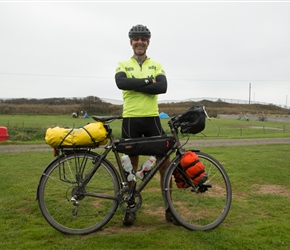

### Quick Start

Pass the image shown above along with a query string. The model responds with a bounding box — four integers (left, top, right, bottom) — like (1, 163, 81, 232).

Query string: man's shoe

(123, 211, 136, 226)
(165, 209, 180, 226)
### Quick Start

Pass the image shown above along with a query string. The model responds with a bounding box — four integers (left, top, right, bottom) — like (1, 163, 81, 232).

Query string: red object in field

(0, 127, 8, 141)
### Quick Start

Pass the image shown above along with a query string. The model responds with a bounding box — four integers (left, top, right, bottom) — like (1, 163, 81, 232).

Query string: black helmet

(128, 24, 151, 39)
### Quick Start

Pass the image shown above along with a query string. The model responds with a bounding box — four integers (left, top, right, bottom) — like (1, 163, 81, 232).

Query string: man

(115, 24, 175, 226)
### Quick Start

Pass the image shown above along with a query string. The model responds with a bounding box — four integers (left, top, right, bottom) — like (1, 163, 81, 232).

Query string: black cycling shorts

(122, 116, 165, 139)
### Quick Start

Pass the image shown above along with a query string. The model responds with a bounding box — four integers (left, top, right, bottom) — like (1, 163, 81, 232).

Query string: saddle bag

(174, 151, 208, 188)
(114, 135, 176, 156)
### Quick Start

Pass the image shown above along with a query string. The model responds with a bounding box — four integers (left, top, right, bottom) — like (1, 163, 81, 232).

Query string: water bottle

(121, 155, 135, 181)
(136, 156, 156, 180)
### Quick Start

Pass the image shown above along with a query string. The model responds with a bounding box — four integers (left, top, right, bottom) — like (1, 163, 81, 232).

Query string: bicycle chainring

(118, 187, 142, 213)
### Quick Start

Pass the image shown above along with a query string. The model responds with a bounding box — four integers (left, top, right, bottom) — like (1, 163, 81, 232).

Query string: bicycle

(36, 106, 232, 235)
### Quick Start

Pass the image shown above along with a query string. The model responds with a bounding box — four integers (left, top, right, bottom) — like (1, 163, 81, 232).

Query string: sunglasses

(131, 36, 149, 42)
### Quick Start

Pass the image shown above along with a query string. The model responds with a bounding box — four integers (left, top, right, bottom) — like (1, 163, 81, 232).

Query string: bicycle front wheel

(37, 151, 120, 235)
(163, 151, 232, 231)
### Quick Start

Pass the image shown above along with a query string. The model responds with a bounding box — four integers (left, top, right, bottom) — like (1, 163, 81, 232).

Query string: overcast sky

(1, 0, 290, 107)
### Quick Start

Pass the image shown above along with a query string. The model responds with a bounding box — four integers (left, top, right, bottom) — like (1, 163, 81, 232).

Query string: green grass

(1, 144, 290, 249)
(200, 118, 290, 139)
(1, 114, 290, 143)
(0, 114, 95, 142)
(1, 114, 290, 249)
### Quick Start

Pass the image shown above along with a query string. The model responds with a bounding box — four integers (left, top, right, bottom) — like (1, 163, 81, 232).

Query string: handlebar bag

(114, 135, 175, 156)
(174, 151, 208, 188)
(45, 122, 108, 148)
(179, 106, 206, 134)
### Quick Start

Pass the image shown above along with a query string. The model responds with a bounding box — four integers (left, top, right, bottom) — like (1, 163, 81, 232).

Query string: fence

(158, 97, 290, 109)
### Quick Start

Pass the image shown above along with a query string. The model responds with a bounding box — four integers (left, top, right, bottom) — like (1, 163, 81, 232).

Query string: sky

(0, 0, 290, 107)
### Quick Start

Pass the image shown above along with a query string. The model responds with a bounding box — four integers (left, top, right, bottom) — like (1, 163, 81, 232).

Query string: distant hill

(0, 97, 289, 117)
(158, 99, 290, 118)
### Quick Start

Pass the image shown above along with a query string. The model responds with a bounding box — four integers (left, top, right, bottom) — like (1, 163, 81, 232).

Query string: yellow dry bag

(45, 122, 108, 148)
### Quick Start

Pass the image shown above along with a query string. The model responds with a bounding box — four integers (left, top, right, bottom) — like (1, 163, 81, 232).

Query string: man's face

(130, 36, 150, 56)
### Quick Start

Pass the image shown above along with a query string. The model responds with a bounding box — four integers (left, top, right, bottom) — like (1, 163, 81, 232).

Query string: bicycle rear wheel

(37, 151, 120, 235)
(163, 151, 232, 230)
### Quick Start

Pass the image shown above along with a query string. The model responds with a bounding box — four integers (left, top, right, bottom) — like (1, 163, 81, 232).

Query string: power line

(170, 78, 290, 82)
(1, 72, 290, 82)
(0, 72, 110, 79)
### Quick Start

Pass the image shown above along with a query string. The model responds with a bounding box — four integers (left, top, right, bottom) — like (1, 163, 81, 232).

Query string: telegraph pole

(249, 82, 251, 104)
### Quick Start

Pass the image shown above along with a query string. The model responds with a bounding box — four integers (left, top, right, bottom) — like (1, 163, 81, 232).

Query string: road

(0, 137, 289, 153)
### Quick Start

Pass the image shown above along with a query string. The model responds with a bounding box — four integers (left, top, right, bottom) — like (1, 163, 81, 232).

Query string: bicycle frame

(36, 112, 200, 201)
(71, 116, 184, 197)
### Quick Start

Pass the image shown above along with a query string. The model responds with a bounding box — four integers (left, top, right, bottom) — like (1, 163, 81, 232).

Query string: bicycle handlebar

(92, 105, 208, 135)
(92, 113, 184, 133)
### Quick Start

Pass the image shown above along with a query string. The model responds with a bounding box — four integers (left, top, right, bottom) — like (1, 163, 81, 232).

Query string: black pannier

(114, 135, 176, 156)
(179, 106, 206, 134)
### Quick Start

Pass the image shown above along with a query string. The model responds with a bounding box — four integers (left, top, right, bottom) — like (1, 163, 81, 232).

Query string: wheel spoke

(38, 152, 119, 235)
(164, 152, 232, 230)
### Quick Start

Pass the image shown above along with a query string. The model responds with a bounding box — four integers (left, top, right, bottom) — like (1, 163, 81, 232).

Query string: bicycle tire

(38, 151, 120, 235)
(163, 151, 232, 231)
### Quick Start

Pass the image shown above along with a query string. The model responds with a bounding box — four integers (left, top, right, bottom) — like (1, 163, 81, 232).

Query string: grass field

(1, 114, 290, 142)
(0, 115, 290, 249)
(1, 145, 290, 249)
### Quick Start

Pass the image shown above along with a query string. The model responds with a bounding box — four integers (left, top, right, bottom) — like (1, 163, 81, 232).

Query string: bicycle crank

(118, 187, 142, 213)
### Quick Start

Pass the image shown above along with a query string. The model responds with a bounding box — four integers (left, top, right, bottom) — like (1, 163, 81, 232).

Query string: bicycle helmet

(128, 24, 151, 39)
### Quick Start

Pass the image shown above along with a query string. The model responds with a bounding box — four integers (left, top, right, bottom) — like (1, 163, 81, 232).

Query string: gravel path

(0, 137, 289, 153)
